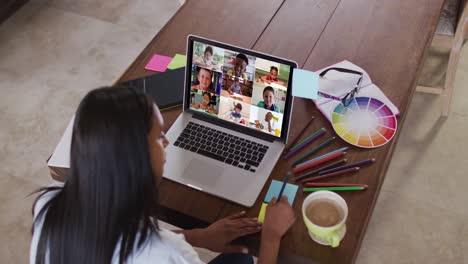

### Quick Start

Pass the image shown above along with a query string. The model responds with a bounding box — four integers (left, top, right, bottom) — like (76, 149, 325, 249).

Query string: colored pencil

(284, 128, 326, 159)
(302, 167, 360, 183)
(276, 173, 291, 203)
(283, 116, 315, 154)
(295, 147, 349, 167)
(289, 126, 322, 153)
(318, 158, 376, 175)
(303, 186, 366, 192)
(294, 159, 347, 182)
(291, 137, 336, 165)
(289, 128, 326, 152)
(304, 183, 368, 188)
(292, 152, 346, 174)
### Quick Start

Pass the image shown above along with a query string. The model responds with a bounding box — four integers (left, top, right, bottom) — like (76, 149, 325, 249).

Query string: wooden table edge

(349, 7, 444, 262)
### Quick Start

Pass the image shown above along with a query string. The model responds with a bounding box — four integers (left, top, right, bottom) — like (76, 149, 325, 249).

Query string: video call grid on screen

(188, 40, 291, 138)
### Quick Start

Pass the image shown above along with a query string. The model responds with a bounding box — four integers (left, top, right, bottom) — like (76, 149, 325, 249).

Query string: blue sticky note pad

(264, 180, 299, 205)
(292, 68, 319, 99)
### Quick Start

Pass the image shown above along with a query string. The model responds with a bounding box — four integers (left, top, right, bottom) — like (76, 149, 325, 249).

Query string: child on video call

(228, 78, 242, 95)
(193, 68, 216, 94)
(195, 46, 217, 69)
(227, 53, 249, 80)
(191, 92, 216, 114)
(230, 103, 243, 122)
(257, 86, 280, 113)
(255, 111, 278, 133)
(260, 66, 285, 86)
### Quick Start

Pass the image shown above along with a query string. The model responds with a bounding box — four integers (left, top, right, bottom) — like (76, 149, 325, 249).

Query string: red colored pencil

(292, 152, 346, 174)
(304, 182, 368, 188)
(301, 167, 360, 183)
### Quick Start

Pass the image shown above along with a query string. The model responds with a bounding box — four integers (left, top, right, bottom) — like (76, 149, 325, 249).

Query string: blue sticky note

(264, 180, 299, 205)
(292, 68, 319, 99)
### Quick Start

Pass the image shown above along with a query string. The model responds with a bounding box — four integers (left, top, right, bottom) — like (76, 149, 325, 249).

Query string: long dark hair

(32, 87, 160, 264)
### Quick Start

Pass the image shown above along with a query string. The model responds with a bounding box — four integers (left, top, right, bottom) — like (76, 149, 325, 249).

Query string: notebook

(313, 60, 399, 123)
(119, 67, 185, 110)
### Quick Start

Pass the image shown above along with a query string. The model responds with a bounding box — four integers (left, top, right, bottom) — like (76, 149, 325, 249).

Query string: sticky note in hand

(167, 54, 187, 69)
(258, 180, 299, 223)
(292, 68, 319, 99)
(258, 202, 268, 223)
(144, 54, 173, 72)
(264, 180, 299, 205)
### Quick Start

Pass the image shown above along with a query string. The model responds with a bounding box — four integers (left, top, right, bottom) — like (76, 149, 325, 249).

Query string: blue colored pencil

(284, 128, 326, 159)
(295, 147, 349, 168)
(276, 173, 291, 203)
(291, 137, 336, 166)
(318, 158, 376, 175)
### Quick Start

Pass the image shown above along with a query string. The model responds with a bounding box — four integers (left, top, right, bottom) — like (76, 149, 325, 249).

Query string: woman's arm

(49, 167, 68, 182)
(258, 234, 281, 264)
(174, 229, 205, 248)
(175, 211, 261, 254)
(258, 196, 295, 264)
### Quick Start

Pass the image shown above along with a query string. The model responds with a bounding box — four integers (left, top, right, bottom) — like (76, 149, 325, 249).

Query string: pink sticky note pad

(144, 54, 173, 72)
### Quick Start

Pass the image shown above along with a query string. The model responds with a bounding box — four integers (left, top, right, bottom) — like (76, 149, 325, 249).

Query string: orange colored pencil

(292, 152, 346, 174)
(301, 167, 360, 183)
(304, 182, 368, 188)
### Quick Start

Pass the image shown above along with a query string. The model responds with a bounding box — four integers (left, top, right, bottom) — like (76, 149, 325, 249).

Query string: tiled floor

(0, 1, 467, 263)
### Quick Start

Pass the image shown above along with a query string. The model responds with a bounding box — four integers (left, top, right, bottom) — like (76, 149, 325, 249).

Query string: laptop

(163, 35, 297, 207)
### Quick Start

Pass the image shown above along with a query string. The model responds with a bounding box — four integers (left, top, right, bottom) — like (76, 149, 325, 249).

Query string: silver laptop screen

(188, 41, 292, 138)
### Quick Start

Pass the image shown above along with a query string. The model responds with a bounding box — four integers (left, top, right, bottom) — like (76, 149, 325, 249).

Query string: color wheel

(332, 97, 397, 148)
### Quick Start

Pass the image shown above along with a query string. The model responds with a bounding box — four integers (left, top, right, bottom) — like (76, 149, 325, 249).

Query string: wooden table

(49, 0, 445, 263)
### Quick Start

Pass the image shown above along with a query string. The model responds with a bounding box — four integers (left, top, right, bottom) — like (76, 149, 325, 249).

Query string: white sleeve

(126, 229, 205, 264)
(33, 182, 64, 218)
(30, 183, 64, 264)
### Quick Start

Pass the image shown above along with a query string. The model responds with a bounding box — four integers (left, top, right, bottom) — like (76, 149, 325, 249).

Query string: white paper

(313, 60, 399, 123)
(47, 116, 74, 168)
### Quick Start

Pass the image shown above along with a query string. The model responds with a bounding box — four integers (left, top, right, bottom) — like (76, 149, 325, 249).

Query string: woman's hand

(182, 211, 261, 254)
(257, 196, 295, 264)
(262, 196, 295, 241)
(203, 211, 261, 253)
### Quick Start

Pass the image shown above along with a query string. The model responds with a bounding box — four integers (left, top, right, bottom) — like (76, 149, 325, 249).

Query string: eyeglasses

(318, 67, 364, 107)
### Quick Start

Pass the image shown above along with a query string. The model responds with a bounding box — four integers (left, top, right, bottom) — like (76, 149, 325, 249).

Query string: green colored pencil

(290, 128, 325, 152)
(291, 137, 335, 166)
(303, 186, 366, 192)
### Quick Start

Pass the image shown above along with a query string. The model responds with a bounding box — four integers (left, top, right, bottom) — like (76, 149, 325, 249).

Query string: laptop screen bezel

(184, 35, 297, 143)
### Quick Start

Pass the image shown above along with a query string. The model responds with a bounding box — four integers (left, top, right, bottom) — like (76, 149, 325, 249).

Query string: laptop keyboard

(173, 122, 268, 173)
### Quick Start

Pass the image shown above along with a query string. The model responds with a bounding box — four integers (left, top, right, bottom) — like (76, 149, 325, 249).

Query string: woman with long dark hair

(30, 87, 295, 264)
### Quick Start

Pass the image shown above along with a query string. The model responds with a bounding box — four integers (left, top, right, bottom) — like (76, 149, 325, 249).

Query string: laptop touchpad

(182, 158, 221, 188)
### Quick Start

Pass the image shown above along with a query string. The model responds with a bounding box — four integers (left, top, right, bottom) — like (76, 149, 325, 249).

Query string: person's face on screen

(148, 104, 169, 183)
(204, 51, 212, 62)
(263, 90, 274, 108)
(203, 94, 210, 105)
(234, 58, 247, 77)
(235, 107, 241, 114)
(270, 69, 278, 78)
(198, 69, 212, 90)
